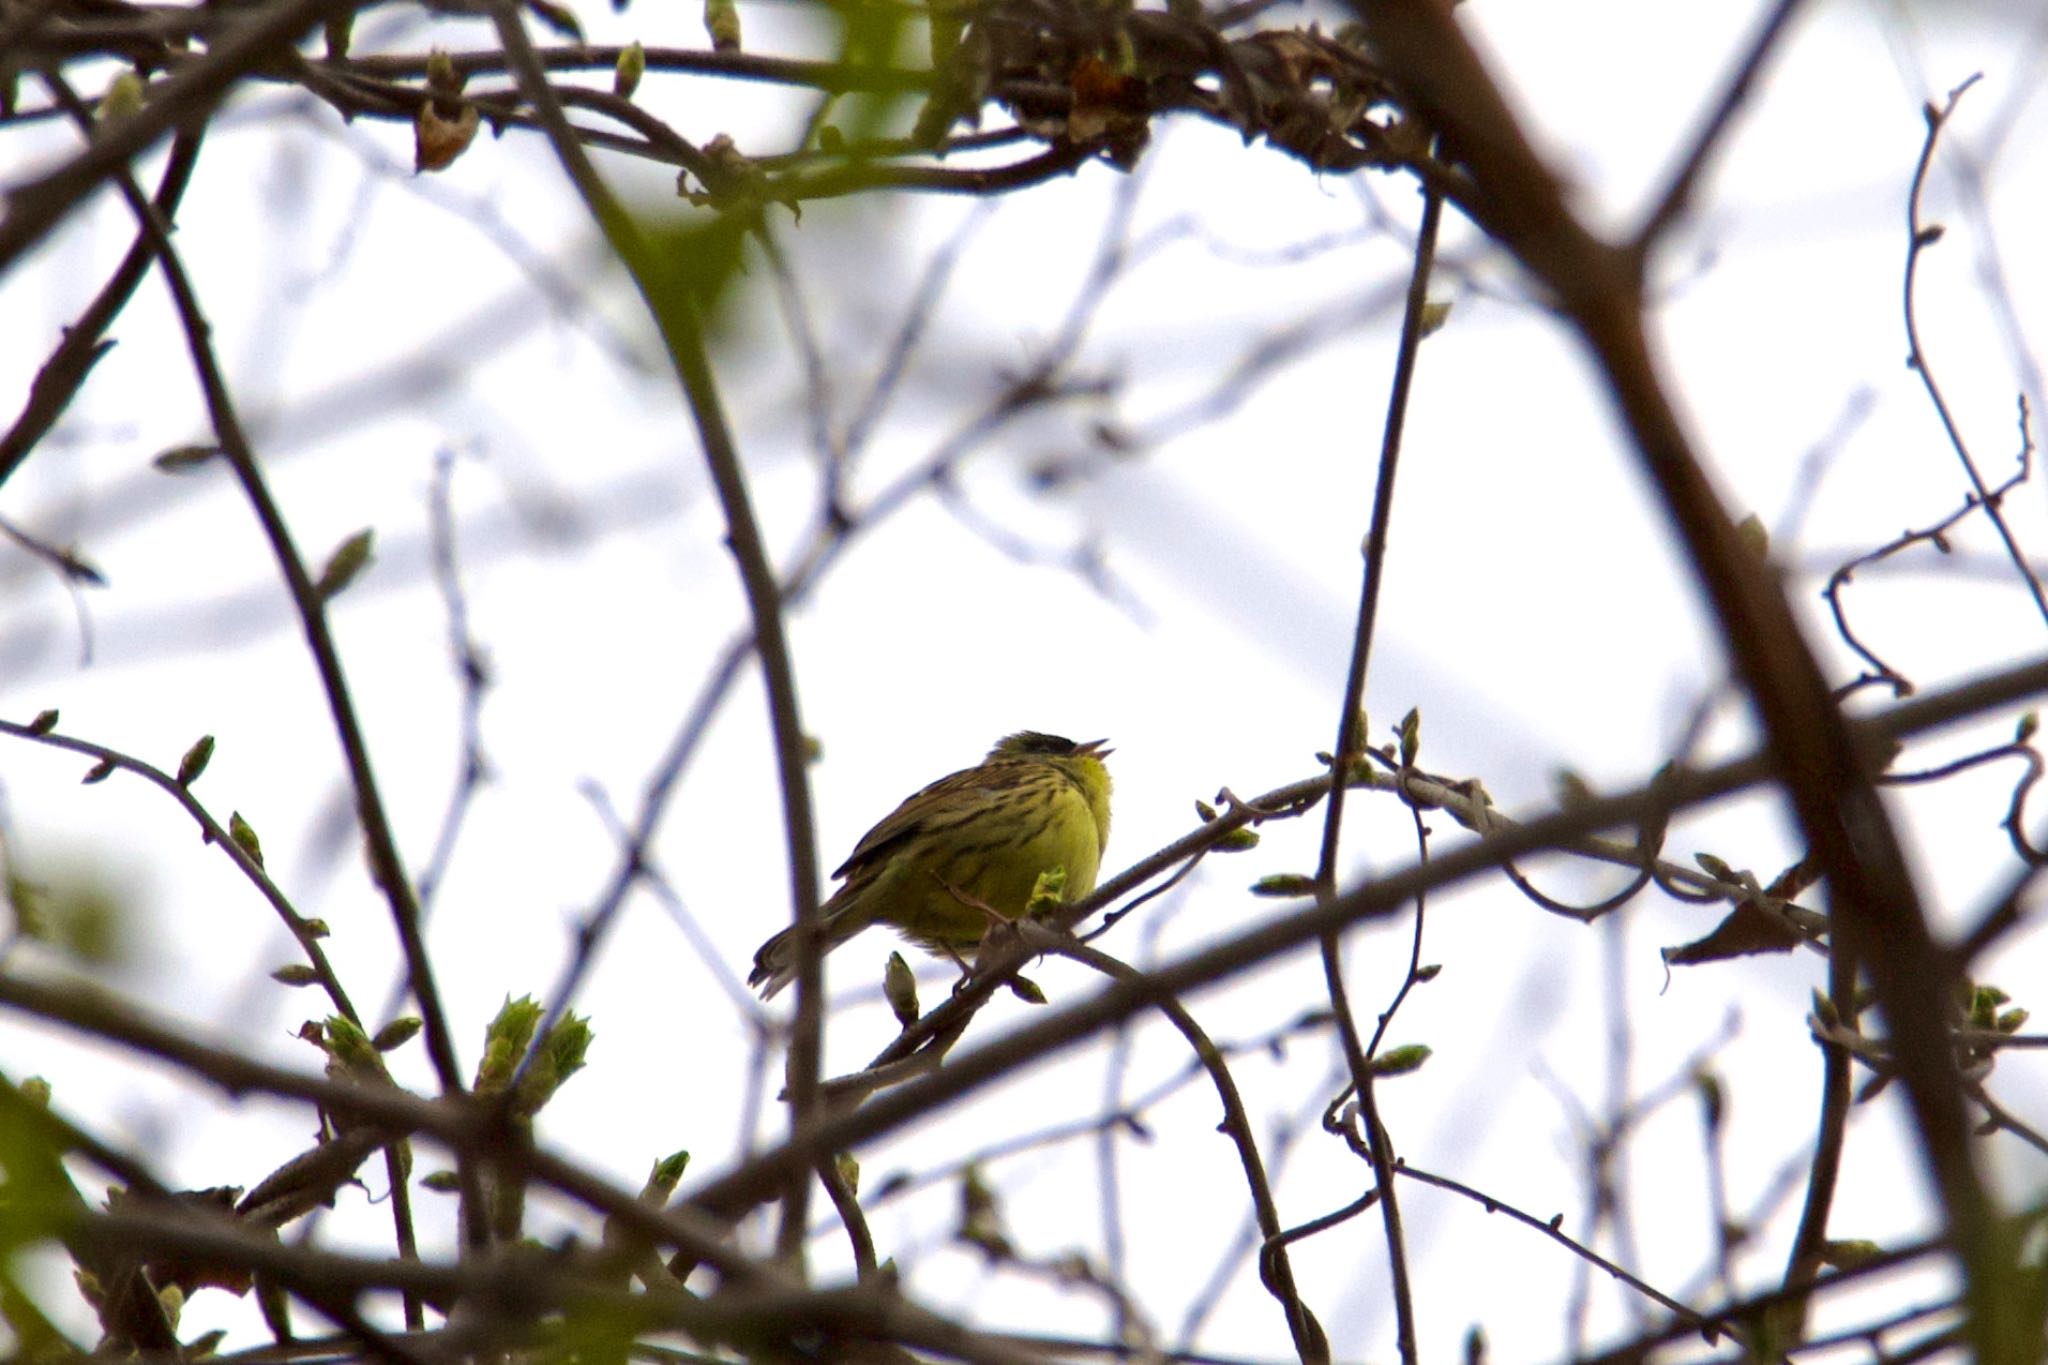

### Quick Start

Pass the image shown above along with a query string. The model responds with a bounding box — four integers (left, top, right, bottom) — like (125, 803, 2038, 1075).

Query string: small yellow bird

(748, 732, 1114, 999)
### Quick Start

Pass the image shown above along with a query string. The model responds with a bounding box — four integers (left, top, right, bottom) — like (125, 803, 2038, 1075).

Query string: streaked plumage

(748, 732, 1113, 999)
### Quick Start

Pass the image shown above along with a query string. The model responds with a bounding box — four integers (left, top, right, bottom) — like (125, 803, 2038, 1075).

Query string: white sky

(3, 0, 2047, 1360)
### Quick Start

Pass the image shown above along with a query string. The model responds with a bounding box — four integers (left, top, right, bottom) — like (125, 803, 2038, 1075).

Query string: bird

(747, 732, 1113, 999)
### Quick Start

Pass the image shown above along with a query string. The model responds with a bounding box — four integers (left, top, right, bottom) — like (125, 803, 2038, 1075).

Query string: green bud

(958, 1165, 1007, 1254)
(515, 1012, 594, 1116)
(28, 709, 58, 735)
(19, 1076, 52, 1107)
(1997, 1007, 2029, 1033)
(704, 0, 740, 51)
(545, 1014, 594, 1077)
(372, 1017, 422, 1051)
(1417, 299, 1452, 338)
(1693, 852, 1735, 882)
(229, 811, 264, 868)
(176, 734, 215, 787)
(422, 1170, 461, 1193)
(476, 995, 545, 1093)
(884, 951, 920, 1027)
(1025, 866, 1067, 916)
(614, 41, 645, 98)
(1735, 513, 1770, 561)
(270, 964, 319, 987)
(1194, 798, 1218, 822)
(524, 0, 583, 39)
(323, 1017, 386, 1080)
(1369, 1044, 1431, 1076)
(323, 12, 353, 60)
(1696, 1070, 1723, 1131)
(1414, 963, 1442, 982)
(1553, 770, 1594, 807)
(642, 1150, 690, 1199)
(834, 1152, 860, 1194)
(1810, 989, 1840, 1029)
(2018, 711, 2039, 743)
(1819, 1239, 1885, 1270)
(1213, 827, 1260, 851)
(153, 444, 223, 472)
(1398, 708, 1420, 766)
(99, 72, 145, 123)
(425, 48, 460, 93)
(1250, 873, 1316, 898)
(1970, 985, 2008, 1028)
(1007, 975, 1047, 1006)
(315, 529, 375, 601)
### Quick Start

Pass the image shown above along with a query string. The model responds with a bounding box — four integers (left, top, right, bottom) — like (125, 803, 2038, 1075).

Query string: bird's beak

(1079, 738, 1113, 759)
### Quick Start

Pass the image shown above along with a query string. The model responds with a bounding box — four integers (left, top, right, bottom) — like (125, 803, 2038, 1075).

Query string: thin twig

(1020, 926, 1327, 1364)
(38, 72, 478, 1265)
(1903, 77, 2048, 633)
(482, 0, 824, 1261)
(1309, 174, 1445, 1365)
(1630, 0, 1808, 256)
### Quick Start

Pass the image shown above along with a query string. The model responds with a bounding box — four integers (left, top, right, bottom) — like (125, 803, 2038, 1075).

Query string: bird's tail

(747, 913, 862, 999)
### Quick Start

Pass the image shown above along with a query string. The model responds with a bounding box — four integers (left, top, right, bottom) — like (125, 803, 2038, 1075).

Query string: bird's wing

(830, 765, 981, 881)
